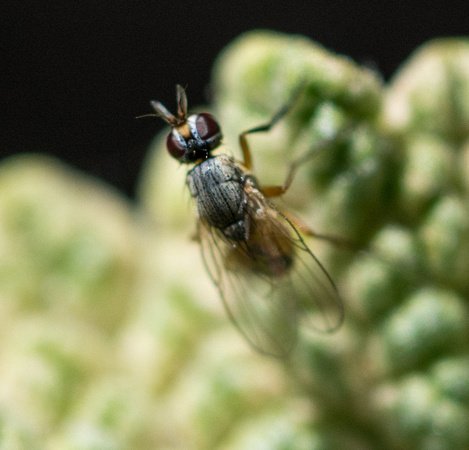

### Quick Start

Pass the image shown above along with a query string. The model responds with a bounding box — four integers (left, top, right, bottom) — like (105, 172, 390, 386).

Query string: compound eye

(166, 132, 186, 159)
(196, 113, 220, 140)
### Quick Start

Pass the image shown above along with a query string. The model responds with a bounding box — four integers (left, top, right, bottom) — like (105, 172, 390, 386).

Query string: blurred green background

(1, 31, 469, 449)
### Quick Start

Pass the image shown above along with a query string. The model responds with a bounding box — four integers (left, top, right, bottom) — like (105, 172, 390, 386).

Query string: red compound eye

(196, 113, 220, 140)
(166, 132, 186, 159)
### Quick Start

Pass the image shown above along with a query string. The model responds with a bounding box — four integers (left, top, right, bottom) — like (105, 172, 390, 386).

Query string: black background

(2, 1, 468, 197)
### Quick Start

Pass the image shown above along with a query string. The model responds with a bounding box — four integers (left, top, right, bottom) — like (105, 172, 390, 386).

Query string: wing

(197, 190, 343, 357)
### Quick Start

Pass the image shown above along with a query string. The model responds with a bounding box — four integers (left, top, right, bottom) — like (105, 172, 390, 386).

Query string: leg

(261, 124, 353, 198)
(239, 84, 305, 170)
(281, 209, 359, 251)
(260, 151, 309, 197)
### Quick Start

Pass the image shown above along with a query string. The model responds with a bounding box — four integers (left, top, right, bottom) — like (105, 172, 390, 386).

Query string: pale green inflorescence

(199, 30, 469, 449)
(0, 31, 468, 449)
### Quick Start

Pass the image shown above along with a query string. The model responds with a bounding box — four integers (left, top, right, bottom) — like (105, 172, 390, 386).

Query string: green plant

(0, 30, 468, 449)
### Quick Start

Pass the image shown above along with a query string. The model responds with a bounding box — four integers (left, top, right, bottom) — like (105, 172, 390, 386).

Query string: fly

(142, 84, 344, 357)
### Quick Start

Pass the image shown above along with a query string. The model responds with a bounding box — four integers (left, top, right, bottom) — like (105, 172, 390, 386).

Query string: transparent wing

(197, 191, 343, 357)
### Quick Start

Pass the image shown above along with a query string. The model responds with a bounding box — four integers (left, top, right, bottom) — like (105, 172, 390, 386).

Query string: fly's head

(146, 85, 222, 163)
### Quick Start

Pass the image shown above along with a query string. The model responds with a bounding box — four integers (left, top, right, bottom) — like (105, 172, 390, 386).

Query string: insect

(143, 85, 344, 357)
